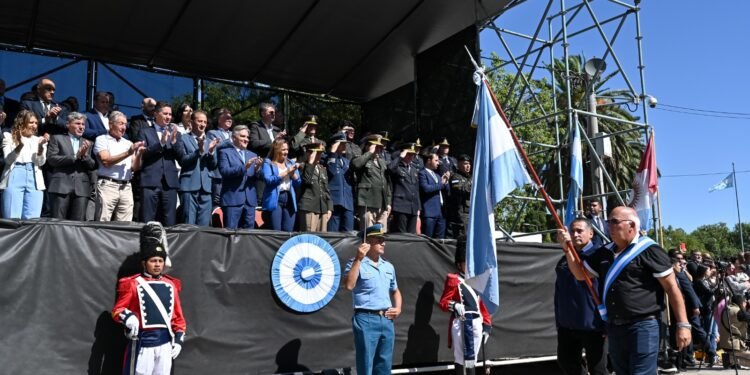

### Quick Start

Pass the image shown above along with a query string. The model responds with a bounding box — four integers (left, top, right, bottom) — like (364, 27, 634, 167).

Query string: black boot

(454, 364, 464, 375)
(723, 352, 731, 369)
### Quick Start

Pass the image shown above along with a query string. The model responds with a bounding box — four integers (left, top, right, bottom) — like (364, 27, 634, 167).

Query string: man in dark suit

(586, 199, 609, 248)
(127, 97, 156, 142)
(21, 77, 69, 135)
(46, 112, 97, 220)
(0, 78, 21, 131)
(435, 137, 458, 175)
(82, 91, 112, 141)
(388, 144, 420, 233)
(127, 97, 157, 220)
(178, 110, 219, 226)
(138, 101, 185, 226)
(217, 125, 263, 229)
(419, 152, 450, 238)
(249, 102, 285, 158)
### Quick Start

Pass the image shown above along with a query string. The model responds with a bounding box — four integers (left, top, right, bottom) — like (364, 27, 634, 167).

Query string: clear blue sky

(0, 2, 746, 233)
(479, 1, 750, 232)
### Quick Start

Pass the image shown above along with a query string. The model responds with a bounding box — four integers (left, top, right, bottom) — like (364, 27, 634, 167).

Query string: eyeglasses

(606, 218, 634, 226)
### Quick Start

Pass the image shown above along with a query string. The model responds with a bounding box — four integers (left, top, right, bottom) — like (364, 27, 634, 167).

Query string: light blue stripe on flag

(466, 77, 532, 314)
(564, 120, 583, 227)
(709, 173, 733, 192)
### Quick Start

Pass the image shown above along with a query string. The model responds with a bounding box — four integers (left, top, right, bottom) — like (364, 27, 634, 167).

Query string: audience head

(607, 206, 640, 249)
(108, 111, 128, 139)
(191, 110, 208, 136)
(153, 102, 172, 126)
(66, 112, 87, 137)
(215, 108, 233, 130)
(37, 78, 56, 103)
(588, 199, 602, 216)
(269, 138, 289, 161)
(259, 103, 276, 125)
(141, 97, 157, 117)
(93, 91, 112, 114)
(176, 103, 193, 126)
(302, 114, 318, 137)
(423, 151, 440, 171)
(231, 125, 250, 150)
(458, 154, 471, 174)
(569, 218, 594, 251)
(12, 110, 39, 142)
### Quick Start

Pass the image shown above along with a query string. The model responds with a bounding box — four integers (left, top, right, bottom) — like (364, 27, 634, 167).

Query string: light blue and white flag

(709, 173, 734, 192)
(466, 73, 533, 314)
(564, 120, 583, 227)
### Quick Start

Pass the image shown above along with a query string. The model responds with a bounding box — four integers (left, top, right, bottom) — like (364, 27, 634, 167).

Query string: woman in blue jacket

(261, 139, 301, 231)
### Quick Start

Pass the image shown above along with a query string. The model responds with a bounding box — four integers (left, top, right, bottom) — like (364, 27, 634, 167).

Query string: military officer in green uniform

(447, 154, 472, 238)
(352, 135, 391, 231)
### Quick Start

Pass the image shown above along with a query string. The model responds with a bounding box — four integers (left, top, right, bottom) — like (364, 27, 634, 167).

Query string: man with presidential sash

(112, 240, 186, 375)
(559, 206, 690, 375)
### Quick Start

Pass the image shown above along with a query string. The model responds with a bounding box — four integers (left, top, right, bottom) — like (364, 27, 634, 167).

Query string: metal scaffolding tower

(477, 0, 660, 242)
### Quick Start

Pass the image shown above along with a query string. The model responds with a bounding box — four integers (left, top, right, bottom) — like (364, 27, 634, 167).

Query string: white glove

(171, 343, 182, 359)
(124, 315, 139, 339)
(483, 331, 490, 345)
(453, 303, 466, 318)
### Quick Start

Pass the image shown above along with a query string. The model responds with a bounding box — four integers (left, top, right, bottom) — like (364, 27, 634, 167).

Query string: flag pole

(480, 75, 601, 306)
(733, 162, 745, 252)
(650, 129, 665, 247)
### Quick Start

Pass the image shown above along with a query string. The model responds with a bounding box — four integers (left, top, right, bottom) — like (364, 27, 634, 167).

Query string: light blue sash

(597, 236, 656, 321)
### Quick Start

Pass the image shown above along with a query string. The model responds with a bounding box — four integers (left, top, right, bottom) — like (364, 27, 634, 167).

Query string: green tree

(690, 223, 737, 258)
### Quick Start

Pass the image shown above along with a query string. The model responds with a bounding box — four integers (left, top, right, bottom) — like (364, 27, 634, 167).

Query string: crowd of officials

(0, 77, 472, 237)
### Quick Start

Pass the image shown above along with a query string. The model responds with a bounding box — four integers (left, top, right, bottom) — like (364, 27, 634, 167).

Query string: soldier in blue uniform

(325, 132, 355, 232)
(344, 224, 402, 375)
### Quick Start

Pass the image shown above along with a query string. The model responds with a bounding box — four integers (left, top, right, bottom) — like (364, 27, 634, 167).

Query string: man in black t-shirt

(559, 206, 691, 375)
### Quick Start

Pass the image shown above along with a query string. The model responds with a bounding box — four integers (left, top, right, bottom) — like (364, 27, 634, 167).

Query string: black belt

(14, 162, 31, 166)
(610, 314, 656, 326)
(99, 176, 129, 185)
(355, 308, 387, 316)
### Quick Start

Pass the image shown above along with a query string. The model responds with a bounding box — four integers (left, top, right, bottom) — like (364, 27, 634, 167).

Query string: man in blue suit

(179, 110, 219, 226)
(21, 77, 69, 135)
(138, 101, 185, 226)
(419, 152, 450, 238)
(586, 199, 610, 248)
(82, 91, 112, 141)
(218, 125, 263, 229)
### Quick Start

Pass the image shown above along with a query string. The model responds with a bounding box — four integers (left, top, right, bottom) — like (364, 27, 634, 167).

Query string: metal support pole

(193, 78, 202, 109)
(586, 78, 600, 197)
(734, 162, 745, 252)
(85, 60, 98, 110)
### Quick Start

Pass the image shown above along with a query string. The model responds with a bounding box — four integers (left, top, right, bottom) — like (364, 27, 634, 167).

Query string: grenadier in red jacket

(112, 241, 186, 375)
(439, 236, 492, 375)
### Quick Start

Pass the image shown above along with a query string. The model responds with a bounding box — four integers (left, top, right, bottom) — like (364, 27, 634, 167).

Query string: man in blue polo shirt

(555, 218, 607, 375)
(344, 224, 402, 375)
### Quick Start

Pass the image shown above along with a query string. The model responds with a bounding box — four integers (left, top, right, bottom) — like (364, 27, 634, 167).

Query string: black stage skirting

(0, 219, 559, 374)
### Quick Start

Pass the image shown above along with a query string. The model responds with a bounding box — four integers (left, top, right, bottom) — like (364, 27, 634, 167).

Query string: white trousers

(451, 316, 483, 368)
(134, 342, 172, 375)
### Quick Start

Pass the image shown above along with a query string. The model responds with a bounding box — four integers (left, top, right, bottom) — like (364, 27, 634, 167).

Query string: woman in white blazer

(1, 110, 48, 219)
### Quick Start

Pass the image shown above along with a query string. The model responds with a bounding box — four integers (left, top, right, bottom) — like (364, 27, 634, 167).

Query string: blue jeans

(262, 190, 295, 231)
(2, 163, 43, 219)
(328, 205, 353, 232)
(353, 312, 394, 375)
(608, 318, 659, 375)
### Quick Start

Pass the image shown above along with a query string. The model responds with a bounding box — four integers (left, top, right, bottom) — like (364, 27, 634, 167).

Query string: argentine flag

(466, 74, 533, 314)
(564, 120, 583, 227)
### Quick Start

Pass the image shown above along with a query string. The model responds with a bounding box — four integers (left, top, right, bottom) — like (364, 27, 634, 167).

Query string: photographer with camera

(718, 293, 750, 368)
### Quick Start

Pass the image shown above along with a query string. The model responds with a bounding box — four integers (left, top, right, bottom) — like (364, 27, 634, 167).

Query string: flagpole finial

(464, 45, 485, 85)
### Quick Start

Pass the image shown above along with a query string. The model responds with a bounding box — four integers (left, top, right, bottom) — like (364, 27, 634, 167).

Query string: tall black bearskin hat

(455, 235, 467, 265)
(140, 221, 171, 267)
(141, 241, 167, 261)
